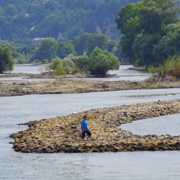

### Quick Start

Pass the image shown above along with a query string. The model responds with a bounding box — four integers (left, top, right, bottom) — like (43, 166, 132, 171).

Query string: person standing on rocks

(80, 115, 91, 139)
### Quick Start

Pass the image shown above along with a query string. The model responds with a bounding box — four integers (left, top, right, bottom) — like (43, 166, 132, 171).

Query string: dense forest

(0, 0, 140, 43)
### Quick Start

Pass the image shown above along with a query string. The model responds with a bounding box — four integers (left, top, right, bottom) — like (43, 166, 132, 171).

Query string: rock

(10, 99, 180, 153)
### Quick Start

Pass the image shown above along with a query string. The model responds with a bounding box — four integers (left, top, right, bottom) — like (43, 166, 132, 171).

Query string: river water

(0, 65, 150, 82)
(0, 87, 180, 180)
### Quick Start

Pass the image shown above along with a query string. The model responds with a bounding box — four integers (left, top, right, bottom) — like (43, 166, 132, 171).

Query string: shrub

(48, 57, 77, 75)
(88, 47, 120, 76)
(148, 56, 180, 77)
(48, 57, 62, 71)
(71, 54, 89, 72)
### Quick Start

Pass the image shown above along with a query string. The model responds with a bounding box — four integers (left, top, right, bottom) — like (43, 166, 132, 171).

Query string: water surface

(121, 114, 180, 136)
(0, 88, 180, 179)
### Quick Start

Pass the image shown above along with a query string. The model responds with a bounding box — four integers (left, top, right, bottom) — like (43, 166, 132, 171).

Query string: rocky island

(10, 99, 180, 153)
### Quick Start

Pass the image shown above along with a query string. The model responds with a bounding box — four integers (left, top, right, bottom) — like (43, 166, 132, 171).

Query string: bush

(88, 47, 120, 76)
(48, 57, 77, 75)
(71, 54, 89, 72)
(148, 57, 180, 77)
(62, 57, 76, 74)
(48, 57, 62, 71)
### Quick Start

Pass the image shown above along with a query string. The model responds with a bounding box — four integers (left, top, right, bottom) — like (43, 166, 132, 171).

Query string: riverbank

(0, 76, 180, 96)
(10, 99, 180, 153)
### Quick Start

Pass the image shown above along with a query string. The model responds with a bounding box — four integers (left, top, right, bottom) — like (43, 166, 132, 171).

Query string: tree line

(30, 33, 122, 63)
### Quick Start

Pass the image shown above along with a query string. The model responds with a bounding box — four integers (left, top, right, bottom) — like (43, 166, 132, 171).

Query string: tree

(133, 33, 161, 66)
(107, 40, 117, 53)
(57, 38, 76, 58)
(37, 38, 57, 61)
(0, 45, 14, 73)
(73, 33, 108, 56)
(116, 0, 179, 66)
(88, 47, 120, 76)
(116, 2, 142, 63)
(153, 24, 180, 61)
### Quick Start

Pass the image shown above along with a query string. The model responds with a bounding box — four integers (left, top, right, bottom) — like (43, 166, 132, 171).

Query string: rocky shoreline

(10, 99, 180, 153)
(1, 77, 180, 97)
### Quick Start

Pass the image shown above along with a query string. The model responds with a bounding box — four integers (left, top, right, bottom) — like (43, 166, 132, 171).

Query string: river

(0, 87, 180, 180)
(0, 65, 150, 82)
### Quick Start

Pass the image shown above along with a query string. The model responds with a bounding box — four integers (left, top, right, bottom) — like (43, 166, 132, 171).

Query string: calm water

(13, 65, 46, 74)
(0, 88, 180, 179)
(120, 114, 180, 136)
(1, 65, 151, 82)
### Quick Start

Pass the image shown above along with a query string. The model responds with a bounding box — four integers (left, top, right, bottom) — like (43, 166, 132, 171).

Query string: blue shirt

(81, 119, 88, 131)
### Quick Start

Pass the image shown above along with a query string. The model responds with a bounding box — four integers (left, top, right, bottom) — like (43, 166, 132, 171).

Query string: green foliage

(107, 40, 117, 53)
(73, 33, 108, 55)
(133, 33, 160, 66)
(48, 56, 77, 75)
(0, 0, 140, 42)
(15, 53, 28, 64)
(62, 56, 76, 73)
(88, 47, 120, 75)
(116, 0, 179, 66)
(43, 59, 49, 64)
(37, 38, 57, 61)
(57, 38, 76, 58)
(0, 45, 14, 73)
(148, 57, 180, 77)
(54, 65, 65, 76)
(147, 65, 158, 75)
(71, 54, 89, 72)
(48, 58, 62, 71)
(153, 24, 180, 61)
(48, 57, 65, 76)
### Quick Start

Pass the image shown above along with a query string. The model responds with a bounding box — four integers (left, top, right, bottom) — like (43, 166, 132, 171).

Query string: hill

(0, 0, 140, 44)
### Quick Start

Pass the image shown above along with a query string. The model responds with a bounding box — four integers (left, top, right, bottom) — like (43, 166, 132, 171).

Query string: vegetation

(148, 57, 180, 77)
(36, 38, 57, 61)
(29, 33, 119, 63)
(69, 54, 89, 72)
(88, 47, 120, 75)
(0, 45, 14, 73)
(116, 0, 180, 67)
(48, 56, 79, 75)
(73, 33, 109, 56)
(47, 48, 120, 76)
(0, 0, 140, 43)
(57, 38, 76, 58)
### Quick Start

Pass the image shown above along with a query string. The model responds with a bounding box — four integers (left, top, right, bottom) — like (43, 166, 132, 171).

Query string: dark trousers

(82, 130, 91, 139)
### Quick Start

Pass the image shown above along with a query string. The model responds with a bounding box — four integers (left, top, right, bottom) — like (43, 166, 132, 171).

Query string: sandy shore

(0, 76, 180, 97)
(10, 99, 180, 153)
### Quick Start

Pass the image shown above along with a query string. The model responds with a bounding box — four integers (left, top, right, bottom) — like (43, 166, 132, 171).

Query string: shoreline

(0, 75, 180, 97)
(10, 99, 180, 153)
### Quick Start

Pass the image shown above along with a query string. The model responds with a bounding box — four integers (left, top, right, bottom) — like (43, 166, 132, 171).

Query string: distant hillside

(0, 0, 140, 44)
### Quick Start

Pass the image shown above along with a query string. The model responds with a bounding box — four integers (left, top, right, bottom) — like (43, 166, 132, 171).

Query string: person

(80, 115, 91, 139)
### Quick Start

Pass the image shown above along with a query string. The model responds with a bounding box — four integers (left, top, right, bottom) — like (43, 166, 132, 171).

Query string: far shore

(0, 71, 180, 97)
